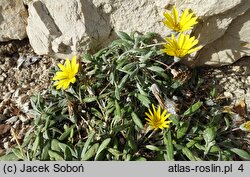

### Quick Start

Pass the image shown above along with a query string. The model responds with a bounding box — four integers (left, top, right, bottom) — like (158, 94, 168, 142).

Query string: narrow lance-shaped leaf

(81, 132, 95, 159)
(95, 138, 111, 160)
(164, 130, 174, 161)
(183, 101, 203, 116)
(131, 112, 144, 129)
(230, 148, 250, 160)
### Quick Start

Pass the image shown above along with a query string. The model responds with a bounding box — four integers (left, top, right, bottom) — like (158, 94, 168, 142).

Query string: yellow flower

(53, 56, 79, 90)
(163, 6, 198, 32)
(162, 33, 202, 58)
(145, 104, 172, 131)
(240, 121, 250, 132)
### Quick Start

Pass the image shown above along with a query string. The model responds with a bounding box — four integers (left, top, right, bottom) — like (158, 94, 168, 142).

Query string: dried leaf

(234, 99, 247, 117)
(0, 124, 11, 136)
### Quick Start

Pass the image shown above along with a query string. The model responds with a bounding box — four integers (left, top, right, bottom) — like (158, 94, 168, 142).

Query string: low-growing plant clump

(1, 6, 249, 161)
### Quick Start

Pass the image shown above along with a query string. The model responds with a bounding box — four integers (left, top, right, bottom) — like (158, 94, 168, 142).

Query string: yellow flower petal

(163, 7, 198, 32)
(163, 33, 201, 58)
(58, 63, 68, 73)
(172, 7, 179, 25)
(52, 56, 79, 90)
(145, 104, 172, 131)
(240, 121, 250, 132)
(65, 58, 70, 68)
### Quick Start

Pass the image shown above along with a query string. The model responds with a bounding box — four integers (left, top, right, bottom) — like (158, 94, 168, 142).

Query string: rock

(5, 116, 18, 124)
(224, 92, 233, 98)
(23, 0, 33, 5)
(108, 0, 170, 38)
(246, 76, 250, 85)
(26, 0, 170, 58)
(26, 0, 112, 58)
(0, 115, 6, 123)
(0, 75, 4, 82)
(0, 0, 28, 41)
(24, 0, 250, 67)
(179, 0, 250, 67)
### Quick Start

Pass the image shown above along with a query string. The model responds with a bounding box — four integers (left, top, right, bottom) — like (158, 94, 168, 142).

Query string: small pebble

(224, 92, 233, 98)
(5, 116, 18, 124)
(0, 75, 5, 82)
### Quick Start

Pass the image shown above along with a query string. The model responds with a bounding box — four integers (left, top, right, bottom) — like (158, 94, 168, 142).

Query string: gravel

(0, 39, 56, 151)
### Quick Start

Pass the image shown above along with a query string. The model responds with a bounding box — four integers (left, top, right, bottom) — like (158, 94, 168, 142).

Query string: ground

(0, 39, 249, 157)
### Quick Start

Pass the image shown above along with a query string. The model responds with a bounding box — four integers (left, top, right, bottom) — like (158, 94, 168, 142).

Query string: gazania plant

(1, 6, 249, 162)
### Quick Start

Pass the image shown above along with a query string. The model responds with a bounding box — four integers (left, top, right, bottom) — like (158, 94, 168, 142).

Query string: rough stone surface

(0, 0, 28, 41)
(25, 0, 250, 66)
(27, 0, 112, 58)
(178, 0, 250, 67)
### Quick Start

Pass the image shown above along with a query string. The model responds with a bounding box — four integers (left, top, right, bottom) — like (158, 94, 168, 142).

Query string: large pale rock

(0, 0, 28, 41)
(107, 0, 171, 37)
(179, 0, 250, 67)
(190, 9, 250, 66)
(27, 0, 111, 58)
(26, 0, 250, 66)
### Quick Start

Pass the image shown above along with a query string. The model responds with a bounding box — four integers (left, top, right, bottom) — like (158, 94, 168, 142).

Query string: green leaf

(111, 123, 131, 135)
(59, 125, 75, 141)
(147, 66, 165, 73)
(82, 53, 93, 63)
(115, 85, 120, 100)
(134, 157, 147, 161)
(169, 115, 179, 126)
(31, 133, 41, 156)
(136, 83, 147, 95)
(203, 127, 216, 144)
(21, 127, 35, 148)
(12, 148, 25, 160)
(82, 143, 99, 160)
(48, 150, 64, 161)
(117, 31, 133, 41)
(91, 107, 103, 118)
(118, 74, 129, 89)
(128, 135, 137, 151)
(81, 132, 95, 159)
(210, 88, 217, 98)
(203, 127, 216, 154)
(115, 100, 121, 117)
(0, 153, 20, 161)
(139, 51, 153, 63)
(182, 147, 197, 161)
(107, 148, 123, 157)
(136, 94, 150, 107)
(164, 130, 174, 161)
(58, 143, 75, 157)
(64, 146, 73, 161)
(131, 112, 144, 129)
(183, 101, 203, 116)
(210, 146, 220, 153)
(145, 145, 161, 151)
(95, 138, 111, 160)
(41, 141, 50, 160)
(120, 63, 136, 72)
(229, 148, 250, 160)
(83, 96, 97, 103)
(51, 139, 61, 152)
(177, 121, 189, 139)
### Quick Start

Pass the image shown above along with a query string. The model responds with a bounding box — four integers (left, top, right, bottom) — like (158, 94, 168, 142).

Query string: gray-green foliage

(1, 32, 249, 161)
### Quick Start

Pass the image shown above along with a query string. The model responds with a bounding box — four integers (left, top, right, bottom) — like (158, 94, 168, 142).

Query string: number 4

(238, 164, 244, 172)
